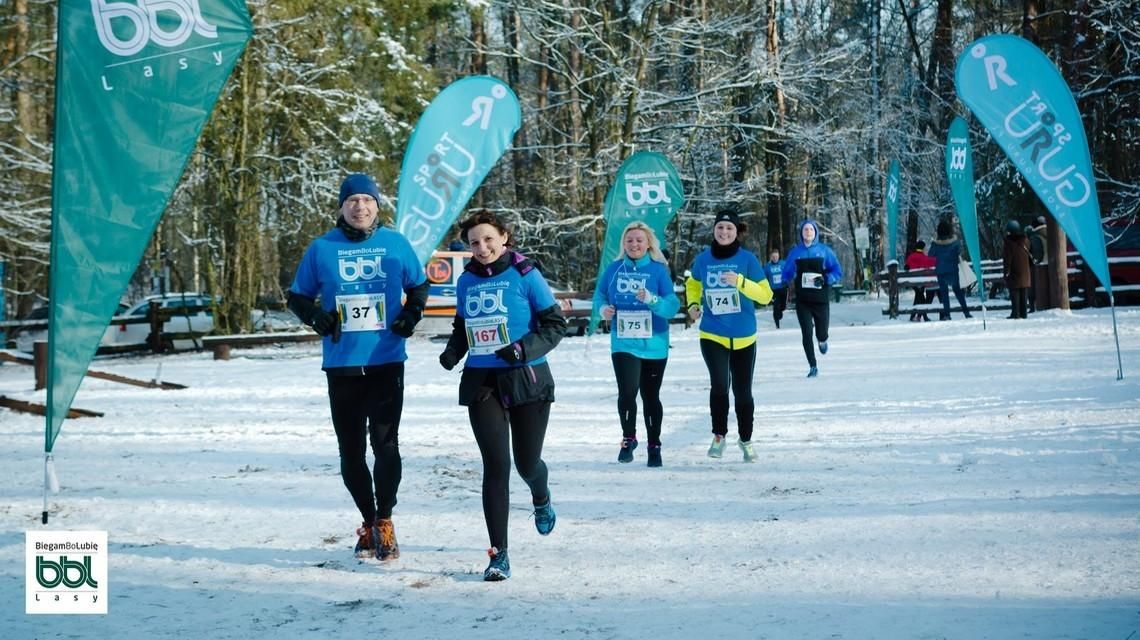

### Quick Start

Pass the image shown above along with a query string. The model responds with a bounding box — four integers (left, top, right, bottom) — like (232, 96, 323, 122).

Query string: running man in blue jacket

(764, 249, 788, 328)
(781, 219, 842, 378)
(288, 173, 429, 562)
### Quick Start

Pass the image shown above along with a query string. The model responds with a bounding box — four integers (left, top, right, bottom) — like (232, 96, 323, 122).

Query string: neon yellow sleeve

(684, 275, 703, 309)
(736, 274, 773, 305)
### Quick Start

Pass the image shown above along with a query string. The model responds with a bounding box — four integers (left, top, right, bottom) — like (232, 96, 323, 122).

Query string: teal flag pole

(45, 0, 252, 523)
(885, 160, 901, 264)
(396, 76, 521, 266)
(955, 33, 1122, 379)
(945, 116, 989, 328)
(587, 152, 684, 335)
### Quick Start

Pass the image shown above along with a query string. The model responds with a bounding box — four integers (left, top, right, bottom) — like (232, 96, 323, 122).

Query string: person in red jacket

(904, 241, 937, 322)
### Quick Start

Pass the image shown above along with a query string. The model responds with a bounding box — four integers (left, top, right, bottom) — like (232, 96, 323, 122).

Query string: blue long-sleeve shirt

(593, 254, 680, 360)
(927, 237, 962, 275)
(290, 226, 425, 369)
(764, 259, 787, 290)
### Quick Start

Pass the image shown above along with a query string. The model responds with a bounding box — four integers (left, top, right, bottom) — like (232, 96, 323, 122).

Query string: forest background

(1, 0, 1137, 333)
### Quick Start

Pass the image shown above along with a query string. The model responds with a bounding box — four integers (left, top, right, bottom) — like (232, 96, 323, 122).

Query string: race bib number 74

(706, 289, 741, 315)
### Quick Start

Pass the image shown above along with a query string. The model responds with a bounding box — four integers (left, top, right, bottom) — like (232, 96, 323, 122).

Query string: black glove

(494, 342, 524, 365)
(439, 349, 460, 371)
(812, 275, 824, 288)
(310, 309, 341, 342)
(390, 309, 417, 338)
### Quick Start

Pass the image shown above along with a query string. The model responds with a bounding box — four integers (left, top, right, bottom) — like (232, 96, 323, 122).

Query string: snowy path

(2, 302, 1138, 638)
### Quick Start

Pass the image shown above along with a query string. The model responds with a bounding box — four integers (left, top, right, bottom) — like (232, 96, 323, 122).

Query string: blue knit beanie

(338, 173, 380, 207)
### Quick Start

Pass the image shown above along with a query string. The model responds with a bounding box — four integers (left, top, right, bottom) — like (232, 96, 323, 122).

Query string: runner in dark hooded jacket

(781, 219, 842, 378)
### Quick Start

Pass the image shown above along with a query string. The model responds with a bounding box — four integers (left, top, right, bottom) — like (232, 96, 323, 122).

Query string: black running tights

(469, 387, 551, 551)
(795, 301, 830, 367)
(327, 365, 404, 525)
(699, 339, 756, 441)
(611, 352, 667, 445)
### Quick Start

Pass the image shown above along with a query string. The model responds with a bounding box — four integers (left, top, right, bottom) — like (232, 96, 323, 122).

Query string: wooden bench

(201, 331, 321, 360)
(3, 303, 214, 354)
(886, 300, 1013, 317)
(879, 259, 1006, 319)
(1068, 254, 1140, 307)
(833, 289, 869, 302)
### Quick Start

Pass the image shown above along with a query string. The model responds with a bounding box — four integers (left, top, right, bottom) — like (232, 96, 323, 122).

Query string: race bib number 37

(336, 293, 386, 332)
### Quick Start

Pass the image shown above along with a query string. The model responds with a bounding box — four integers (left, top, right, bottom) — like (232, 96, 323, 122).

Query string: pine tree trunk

(1023, 0, 1070, 310)
(764, 0, 793, 253)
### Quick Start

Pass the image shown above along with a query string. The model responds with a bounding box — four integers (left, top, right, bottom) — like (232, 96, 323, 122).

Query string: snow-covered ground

(2, 300, 1138, 639)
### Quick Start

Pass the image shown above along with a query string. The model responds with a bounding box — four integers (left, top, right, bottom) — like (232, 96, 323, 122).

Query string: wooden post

(887, 262, 900, 319)
(33, 340, 47, 390)
(1047, 218, 1070, 310)
(212, 344, 231, 361)
(1033, 263, 1052, 311)
(1082, 262, 1098, 307)
(147, 300, 164, 354)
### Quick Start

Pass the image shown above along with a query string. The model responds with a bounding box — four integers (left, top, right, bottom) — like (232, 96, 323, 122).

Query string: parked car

(107, 293, 218, 349)
(11, 293, 280, 353)
(11, 303, 128, 353)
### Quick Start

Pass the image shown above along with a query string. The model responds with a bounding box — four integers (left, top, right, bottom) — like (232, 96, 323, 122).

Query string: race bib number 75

(616, 310, 652, 338)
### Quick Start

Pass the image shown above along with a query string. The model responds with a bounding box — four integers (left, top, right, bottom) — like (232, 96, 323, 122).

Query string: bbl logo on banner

(92, 0, 218, 56)
(26, 531, 108, 614)
(89, 0, 232, 93)
(624, 178, 672, 207)
(948, 144, 968, 171)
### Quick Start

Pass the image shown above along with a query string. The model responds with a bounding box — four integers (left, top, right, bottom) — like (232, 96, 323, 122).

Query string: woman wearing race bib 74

(685, 207, 773, 463)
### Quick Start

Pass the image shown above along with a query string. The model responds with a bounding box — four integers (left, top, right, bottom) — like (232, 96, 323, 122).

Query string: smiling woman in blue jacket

(781, 219, 843, 378)
(685, 207, 773, 463)
(594, 221, 681, 468)
(437, 209, 566, 582)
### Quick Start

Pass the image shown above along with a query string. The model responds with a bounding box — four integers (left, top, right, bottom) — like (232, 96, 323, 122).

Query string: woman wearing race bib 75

(595, 221, 681, 467)
(781, 219, 843, 378)
(685, 206, 773, 463)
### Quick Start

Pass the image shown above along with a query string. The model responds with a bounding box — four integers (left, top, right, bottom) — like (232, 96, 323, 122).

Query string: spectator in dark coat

(1003, 220, 1032, 319)
(1026, 216, 1047, 313)
(926, 220, 973, 321)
